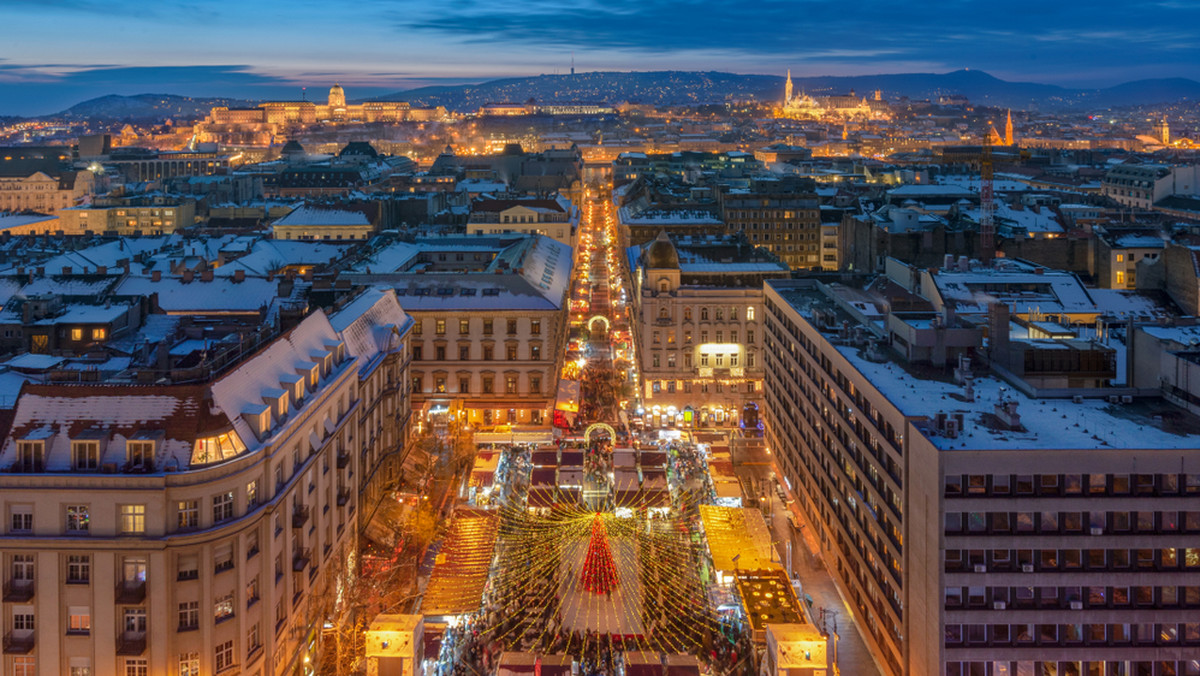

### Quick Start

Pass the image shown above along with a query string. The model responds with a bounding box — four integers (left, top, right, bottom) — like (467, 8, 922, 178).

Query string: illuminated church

(776, 70, 890, 121)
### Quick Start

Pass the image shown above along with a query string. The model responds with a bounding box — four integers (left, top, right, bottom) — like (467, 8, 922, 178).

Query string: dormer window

(15, 441, 43, 473)
(262, 388, 289, 421)
(127, 441, 153, 469)
(72, 441, 100, 471)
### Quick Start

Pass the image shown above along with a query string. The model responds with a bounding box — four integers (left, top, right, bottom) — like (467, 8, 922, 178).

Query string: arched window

(684, 308, 692, 321)
(700, 308, 709, 321)
(658, 307, 669, 319)
(658, 279, 669, 292)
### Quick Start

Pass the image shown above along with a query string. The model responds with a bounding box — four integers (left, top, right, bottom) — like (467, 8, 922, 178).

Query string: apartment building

(465, 196, 577, 248)
(628, 231, 789, 428)
(344, 234, 572, 427)
(57, 201, 196, 236)
(763, 279, 1200, 676)
(0, 296, 410, 676)
(719, 177, 822, 270)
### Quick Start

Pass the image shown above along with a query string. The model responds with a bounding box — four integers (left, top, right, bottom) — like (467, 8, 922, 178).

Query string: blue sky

(1, 0, 1197, 115)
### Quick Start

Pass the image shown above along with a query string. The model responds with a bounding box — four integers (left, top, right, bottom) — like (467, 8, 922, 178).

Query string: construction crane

(979, 131, 995, 263)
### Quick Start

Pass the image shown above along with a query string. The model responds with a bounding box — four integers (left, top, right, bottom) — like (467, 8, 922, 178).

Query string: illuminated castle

(196, 85, 448, 146)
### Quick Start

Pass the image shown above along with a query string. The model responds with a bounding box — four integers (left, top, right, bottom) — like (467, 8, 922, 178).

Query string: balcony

(115, 580, 146, 604)
(292, 547, 312, 572)
(337, 487, 351, 506)
(292, 504, 311, 529)
(2, 631, 34, 654)
(2, 579, 34, 602)
(336, 449, 350, 468)
(116, 632, 147, 655)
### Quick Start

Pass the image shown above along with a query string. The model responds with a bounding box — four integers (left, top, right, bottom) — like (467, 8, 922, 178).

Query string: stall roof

(420, 508, 499, 618)
(700, 505, 779, 572)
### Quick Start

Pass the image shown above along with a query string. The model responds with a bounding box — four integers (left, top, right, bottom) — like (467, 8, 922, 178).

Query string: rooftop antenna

(301, 87, 307, 102)
(571, 52, 575, 76)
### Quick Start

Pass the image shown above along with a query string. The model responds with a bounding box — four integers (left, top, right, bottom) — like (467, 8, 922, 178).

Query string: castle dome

(328, 83, 346, 108)
(646, 231, 680, 269)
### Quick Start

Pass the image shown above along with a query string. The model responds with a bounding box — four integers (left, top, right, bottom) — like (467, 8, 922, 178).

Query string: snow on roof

(1143, 324, 1200, 346)
(1089, 289, 1168, 317)
(0, 278, 21, 306)
(31, 304, 130, 325)
(959, 202, 1064, 233)
(1113, 234, 1165, 249)
(210, 311, 345, 456)
(272, 206, 370, 227)
(888, 184, 975, 197)
(115, 275, 277, 313)
(349, 241, 421, 273)
(213, 239, 353, 277)
(328, 287, 409, 363)
(18, 277, 115, 298)
(836, 343, 1199, 451)
(39, 237, 174, 273)
(930, 265, 1094, 315)
(3, 353, 66, 370)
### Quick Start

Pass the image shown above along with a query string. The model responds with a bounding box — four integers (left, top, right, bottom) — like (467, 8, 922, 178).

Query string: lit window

(213, 492, 234, 523)
(92, 328, 106, 340)
(71, 328, 83, 341)
(66, 505, 90, 533)
(120, 504, 145, 534)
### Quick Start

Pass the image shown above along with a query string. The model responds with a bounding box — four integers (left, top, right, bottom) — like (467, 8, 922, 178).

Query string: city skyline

(2, 0, 1200, 115)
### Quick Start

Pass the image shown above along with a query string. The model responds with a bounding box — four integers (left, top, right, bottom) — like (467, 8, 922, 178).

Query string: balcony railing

(292, 548, 312, 572)
(292, 504, 311, 529)
(2, 579, 34, 602)
(2, 631, 34, 654)
(116, 632, 147, 655)
(115, 580, 146, 604)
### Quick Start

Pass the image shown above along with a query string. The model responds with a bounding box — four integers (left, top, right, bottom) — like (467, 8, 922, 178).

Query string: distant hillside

(373, 70, 1200, 111)
(56, 94, 256, 121)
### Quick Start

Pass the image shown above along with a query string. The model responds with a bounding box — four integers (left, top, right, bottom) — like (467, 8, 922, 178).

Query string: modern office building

(763, 278, 1200, 676)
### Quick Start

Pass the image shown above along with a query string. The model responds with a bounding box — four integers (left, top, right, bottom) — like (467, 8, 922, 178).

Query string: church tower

(1156, 117, 1171, 145)
(784, 69, 794, 105)
(1005, 109, 1014, 146)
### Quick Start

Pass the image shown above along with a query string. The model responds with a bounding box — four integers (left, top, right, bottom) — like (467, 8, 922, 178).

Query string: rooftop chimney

(151, 270, 162, 282)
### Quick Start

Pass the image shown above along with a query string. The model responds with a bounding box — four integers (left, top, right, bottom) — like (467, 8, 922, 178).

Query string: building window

(531, 344, 541, 360)
(459, 345, 470, 360)
(482, 376, 494, 394)
(507, 319, 518, 335)
(177, 500, 198, 530)
(701, 353, 709, 367)
(11, 658, 34, 676)
(411, 376, 422, 393)
(120, 505, 146, 534)
(215, 592, 235, 622)
(178, 601, 199, 631)
(701, 308, 709, 320)
(72, 328, 83, 341)
(531, 320, 541, 335)
(459, 319, 469, 334)
(435, 377, 446, 393)
(126, 441, 153, 469)
(66, 505, 90, 534)
(412, 344, 423, 360)
(459, 377, 470, 393)
(483, 319, 493, 335)
(684, 308, 692, 321)
(72, 441, 99, 470)
(507, 345, 518, 361)
(67, 555, 90, 583)
(746, 306, 755, 321)
(247, 576, 260, 605)
(69, 663, 90, 676)
(435, 346, 446, 361)
(715, 309, 723, 321)
(67, 607, 91, 634)
(179, 654, 200, 676)
(530, 375, 541, 394)
(123, 659, 147, 676)
(653, 354, 661, 368)
(506, 376, 518, 394)
(248, 622, 261, 653)
(213, 492, 234, 523)
(247, 480, 259, 508)
(435, 319, 446, 335)
(92, 328, 107, 340)
(215, 640, 236, 672)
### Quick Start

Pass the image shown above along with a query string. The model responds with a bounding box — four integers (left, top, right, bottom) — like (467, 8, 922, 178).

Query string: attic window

(191, 432, 246, 466)
(437, 288, 454, 296)
(72, 441, 100, 471)
(14, 441, 43, 472)
(413, 288, 430, 296)
(482, 288, 500, 297)
(460, 288, 476, 296)
(127, 441, 154, 469)
(394, 289, 407, 296)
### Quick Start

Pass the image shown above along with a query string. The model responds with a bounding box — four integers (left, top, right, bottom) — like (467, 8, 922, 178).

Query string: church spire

(785, 69, 794, 105)
(1005, 109, 1014, 146)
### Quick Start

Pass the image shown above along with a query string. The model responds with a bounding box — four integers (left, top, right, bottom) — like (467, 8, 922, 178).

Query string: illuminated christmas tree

(580, 513, 618, 595)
